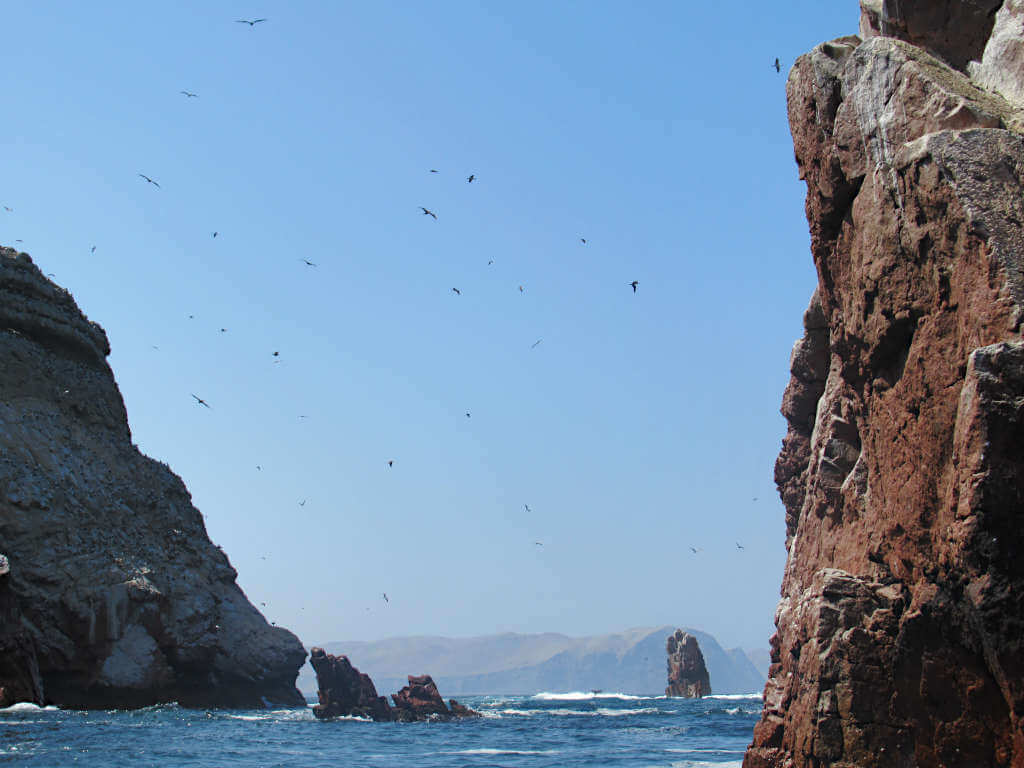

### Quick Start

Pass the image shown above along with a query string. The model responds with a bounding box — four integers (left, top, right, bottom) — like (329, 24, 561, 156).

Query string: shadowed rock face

(665, 630, 711, 698)
(746, 5, 1024, 767)
(0, 249, 306, 708)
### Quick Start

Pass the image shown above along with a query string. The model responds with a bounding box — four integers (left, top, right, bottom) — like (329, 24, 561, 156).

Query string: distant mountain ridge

(299, 626, 765, 696)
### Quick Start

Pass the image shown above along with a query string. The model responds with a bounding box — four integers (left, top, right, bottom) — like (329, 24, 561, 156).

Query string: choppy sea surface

(0, 691, 761, 767)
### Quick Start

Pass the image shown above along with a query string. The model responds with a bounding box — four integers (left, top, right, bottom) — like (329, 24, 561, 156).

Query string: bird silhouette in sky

(191, 394, 211, 408)
(518, 285, 524, 293)
(580, 237, 586, 244)
(220, 328, 227, 333)
(689, 546, 702, 554)
(534, 541, 543, 546)
(387, 460, 394, 467)
(488, 259, 494, 265)
(736, 542, 745, 550)
(299, 500, 306, 507)
(273, 351, 279, 357)
(382, 592, 389, 603)
(300, 258, 317, 266)
(212, 231, 218, 238)
(180, 90, 198, 98)
(429, 169, 439, 173)
(3, 206, 11, 212)
(452, 287, 461, 295)
(524, 504, 531, 512)
(236, 18, 267, 26)
(467, 174, 475, 183)
(420, 207, 437, 220)
(531, 339, 542, 349)
(90, 246, 96, 253)
(630, 280, 638, 293)
(138, 173, 160, 189)
(773, 58, 781, 73)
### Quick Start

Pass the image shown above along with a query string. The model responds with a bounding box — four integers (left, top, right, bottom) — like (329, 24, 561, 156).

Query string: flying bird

(382, 592, 389, 603)
(452, 287, 461, 295)
(524, 504, 531, 513)
(387, 460, 393, 467)
(273, 351, 279, 357)
(531, 339, 542, 349)
(220, 328, 227, 333)
(191, 394, 211, 408)
(689, 546, 702, 554)
(465, 412, 471, 418)
(429, 169, 439, 173)
(467, 174, 475, 183)
(90, 246, 96, 253)
(236, 18, 267, 26)
(630, 280, 638, 293)
(773, 58, 781, 73)
(212, 231, 218, 238)
(420, 207, 437, 220)
(580, 238, 586, 244)
(180, 90, 198, 98)
(300, 258, 317, 266)
(3, 206, 11, 212)
(534, 541, 543, 547)
(518, 285, 524, 293)
(138, 173, 160, 189)
(736, 542, 745, 550)
(488, 259, 494, 265)
(299, 500, 306, 507)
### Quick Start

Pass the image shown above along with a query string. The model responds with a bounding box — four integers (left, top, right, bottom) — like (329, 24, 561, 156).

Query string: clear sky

(2, 2, 856, 652)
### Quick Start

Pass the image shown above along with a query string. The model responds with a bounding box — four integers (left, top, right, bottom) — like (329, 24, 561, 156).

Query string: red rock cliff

(746, 3, 1024, 766)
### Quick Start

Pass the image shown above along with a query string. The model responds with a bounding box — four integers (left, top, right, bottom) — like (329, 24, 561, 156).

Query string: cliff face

(747, 4, 1024, 767)
(665, 629, 711, 698)
(0, 248, 306, 708)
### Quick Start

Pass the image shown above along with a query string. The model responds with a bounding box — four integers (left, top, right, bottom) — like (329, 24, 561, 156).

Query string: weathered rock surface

(0, 248, 306, 708)
(746, 5, 1024, 767)
(0, 553, 44, 707)
(665, 630, 711, 698)
(309, 649, 479, 722)
(309, 648, 392, 721)
(391, 674, 479, 721)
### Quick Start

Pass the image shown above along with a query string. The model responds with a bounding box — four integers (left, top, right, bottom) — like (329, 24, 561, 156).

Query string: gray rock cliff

(0, 247, 306, 708)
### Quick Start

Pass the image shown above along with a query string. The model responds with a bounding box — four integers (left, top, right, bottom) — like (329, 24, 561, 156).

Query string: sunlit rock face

(0, 248, 306, 708)
(665, 630, 711, 698)
(746, 4, 1024, 767)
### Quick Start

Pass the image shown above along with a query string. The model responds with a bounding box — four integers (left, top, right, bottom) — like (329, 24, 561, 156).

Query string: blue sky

(2, 2, 855, 651)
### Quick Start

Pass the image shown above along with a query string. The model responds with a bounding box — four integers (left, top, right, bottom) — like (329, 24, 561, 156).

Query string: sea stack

(665, 629, 711, 698)
(0, 249, 307, 708)
(745, 3, 1024, 767)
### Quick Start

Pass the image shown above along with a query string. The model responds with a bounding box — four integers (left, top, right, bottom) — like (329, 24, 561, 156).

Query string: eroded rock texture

(747, 5, 1024, 767)
(0, 249, 306, 708)
(309, 648, 392, 721)
(391, 674, 479, 722)
(665, 629, 711, 698)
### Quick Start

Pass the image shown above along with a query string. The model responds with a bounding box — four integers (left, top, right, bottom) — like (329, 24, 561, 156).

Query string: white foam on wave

(706, 693, 763, 700)
(532, 691, 645, 701)
(441, 748, 561, 756)
(0, 703, 58, 713)
(498, 707, 659, 718)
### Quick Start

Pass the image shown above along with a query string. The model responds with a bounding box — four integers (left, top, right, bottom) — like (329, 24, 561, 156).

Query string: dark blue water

(0, 692, 760, 767)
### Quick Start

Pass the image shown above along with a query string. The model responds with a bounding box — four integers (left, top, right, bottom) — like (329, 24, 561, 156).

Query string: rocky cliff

(747, 2, 1024, 766)
(0, 248, 307, 708)
(665, 629, 711, 698)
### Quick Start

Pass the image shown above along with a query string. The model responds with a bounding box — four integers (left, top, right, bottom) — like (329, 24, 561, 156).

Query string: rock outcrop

(0, 248, 306, 708)
(391, 674, 479, 721)
(309, 648, 392, 721)
(665, 629, 711, 698)
(309, 648, 479, 722)
(747, 4, 1024, 767)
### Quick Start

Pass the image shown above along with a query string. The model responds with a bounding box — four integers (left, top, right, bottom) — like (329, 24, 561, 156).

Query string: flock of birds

(2, 17, 785, 621)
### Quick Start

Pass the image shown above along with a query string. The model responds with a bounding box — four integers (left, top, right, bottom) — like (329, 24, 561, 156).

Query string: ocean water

(0, 692, 761, 767)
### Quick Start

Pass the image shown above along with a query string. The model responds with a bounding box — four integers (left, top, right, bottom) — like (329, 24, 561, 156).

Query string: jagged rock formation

(0, 248, 306, 708)
(665, 630, 711, 698)
(390, 674, 479, 721)
(309, 649, 478, 722)
(746, 4, 1024, 767)
(309, 648, 392, 721)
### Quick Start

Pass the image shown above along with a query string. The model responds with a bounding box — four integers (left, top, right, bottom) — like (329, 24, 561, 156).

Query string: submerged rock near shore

(665, 630, 711, 698)
(0, 249, 306, 708)
(747, 3, 1024, 766)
